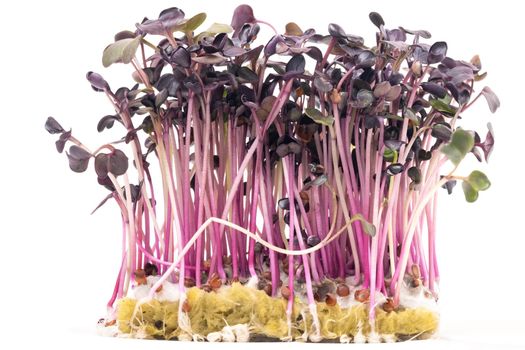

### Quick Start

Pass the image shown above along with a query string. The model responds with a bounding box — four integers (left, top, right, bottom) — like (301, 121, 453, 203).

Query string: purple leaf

(171, 46, 191, 68)
(421, 82, 447, 99)
(45, 117, 64, 134)
(481, 87, 500, 113)
(369, 12, 385, 28)
(107, 150, 129, 176)
(427, 41, 447, 64)
(86, 71, 109, 91)
(231, 4, 255, 32)
(66, 145, 91, 173)
(476, 122, 495, 162)
(136, 7, 185, 35)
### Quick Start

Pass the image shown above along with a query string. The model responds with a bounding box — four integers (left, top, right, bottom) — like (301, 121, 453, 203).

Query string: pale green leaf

(441, 129, 474, 166)
(462, 181, 479, 203)
(467, 170, 491, 191)
(304, 108, 334, 126)
(102, 37, 141, 67)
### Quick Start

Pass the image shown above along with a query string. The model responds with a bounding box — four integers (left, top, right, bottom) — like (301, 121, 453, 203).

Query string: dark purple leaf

(276, 135, 301, 158)
(427, 41, 447, 64)
(67, 145, 91, 173)
(278, 198, 290, 210)
(313, 73, 333, 93)
(385, 29, 406, 42)
(97, 115, 120, 132)
(447, 66, 474, 85)
(156, 73, 180, 97)
(421, 82, 447, 99)
(352, 89, 374, 108)
(285, 54, 305, 74)
(386, 163, 404, 175)
(231, 4, 255, 31)
(356, 50, 376, 68)
(441, 179, 457, 194)
(45, 117, 64, 134)
(305, 46, 323, 62)
(86, 71, 109, 91)
(407, 167, 421, 184)
(431, 123, 452, 142)
(264, 35, 284, 57)
(171, 47, 191, 68)
(384, 140, 406, 151)
(481, 87, 500, 113)
(418, 149, 432, 161)
(107, 149, 129, 176)
(328, 23, 346, 39)
(237, 66, 259, 83)
(137, 7, 185, 35)
(191, 54, 226, 65)
(307, 235, 321, 247)
(369, 12, 385, 28)
(55, 140, 66, 153)
(95, 153, 109, 177)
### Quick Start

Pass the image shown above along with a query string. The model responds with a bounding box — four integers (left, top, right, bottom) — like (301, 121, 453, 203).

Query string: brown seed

(314, 292, 321, 302)
(184, 277, 196, 288)
(411, 278, 421, 288)
(382, 298, 396, 313)
(411, 264, 421, 279)
(354, 289, 370, 303)
(135, 277, 147, 286)
(263, 283, 272, 296)
(336, 283, 350, 297)
(281, 286, 291, 299)
(155, 284, 163, 293)
(424, 290, 434, 299)
(182, 300, 191, 313)
(201, 284, 212, 292)
(330, 89, 342, 104)
(134, 269, 146, 279)
(262, 271, 272, 281)
(325, 293, 337, 306)
(299, 191, 309, 203)
(104, 319, 116, 327)
(210, 277, 222, 290)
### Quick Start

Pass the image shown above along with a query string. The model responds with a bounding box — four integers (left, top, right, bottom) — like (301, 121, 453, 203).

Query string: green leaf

(102, 37, 141, 67)
(182, 12, 207, 32)
(205, 22, 233, 34)
(441, 129, 475, 166)
(304, 108, 334, 126)
(429, 98, 457, 116)
(462, 181, 479, 203)
(467, 170, 491, 191)
(383, 148, 396, 162)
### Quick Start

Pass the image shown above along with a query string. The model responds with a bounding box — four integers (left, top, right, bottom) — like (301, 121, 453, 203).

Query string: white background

(1, 0, 524, 349)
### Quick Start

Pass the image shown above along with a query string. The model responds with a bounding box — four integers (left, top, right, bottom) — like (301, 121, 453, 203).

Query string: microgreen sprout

(46, 5, 498, 342)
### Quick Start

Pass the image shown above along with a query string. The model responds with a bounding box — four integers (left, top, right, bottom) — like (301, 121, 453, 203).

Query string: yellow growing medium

(116, 283, 438, 341)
